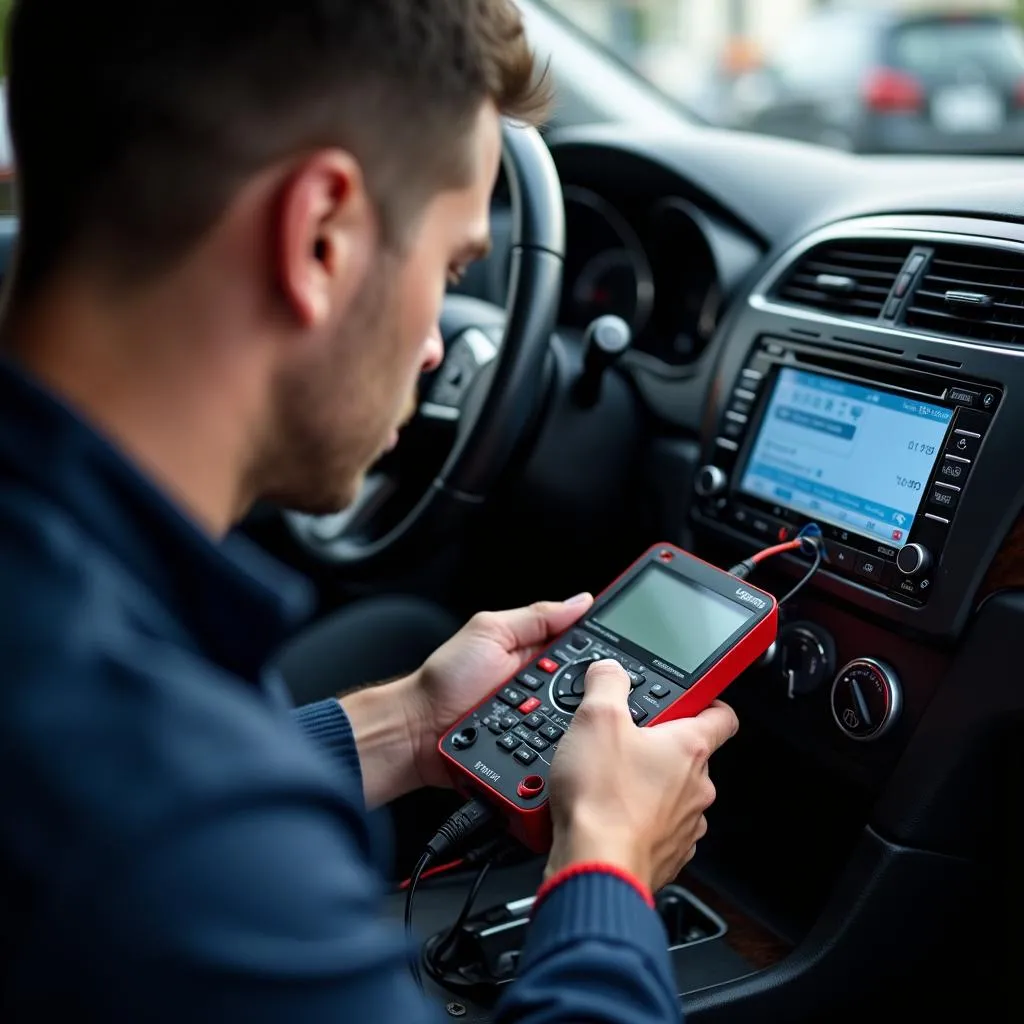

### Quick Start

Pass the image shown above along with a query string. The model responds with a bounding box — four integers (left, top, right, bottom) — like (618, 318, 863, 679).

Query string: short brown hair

(6, 0, 551, 297)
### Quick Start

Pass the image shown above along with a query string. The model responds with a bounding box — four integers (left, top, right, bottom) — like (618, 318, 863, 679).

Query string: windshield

(544, 1, 1024, 155)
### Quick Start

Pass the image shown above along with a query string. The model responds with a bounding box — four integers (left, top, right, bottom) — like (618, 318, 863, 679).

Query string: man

(0, 2, 738, 1021)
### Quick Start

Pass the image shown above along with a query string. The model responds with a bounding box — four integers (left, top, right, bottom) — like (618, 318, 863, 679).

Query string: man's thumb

(581, 658, 631, 707)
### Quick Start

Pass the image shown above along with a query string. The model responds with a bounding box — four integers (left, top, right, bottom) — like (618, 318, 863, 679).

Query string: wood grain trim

(979, 509, 1024, 600)
(679, 873, 792, 970)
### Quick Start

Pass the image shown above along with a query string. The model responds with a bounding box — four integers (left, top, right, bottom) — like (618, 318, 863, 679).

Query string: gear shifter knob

(575, 314, 632, 407)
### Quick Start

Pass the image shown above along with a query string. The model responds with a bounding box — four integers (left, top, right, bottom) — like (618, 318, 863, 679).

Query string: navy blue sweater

(0, 355, 680, 1022)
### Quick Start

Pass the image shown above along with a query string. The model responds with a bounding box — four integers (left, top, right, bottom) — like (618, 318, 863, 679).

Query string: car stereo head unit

(694, 338, 1001, 606)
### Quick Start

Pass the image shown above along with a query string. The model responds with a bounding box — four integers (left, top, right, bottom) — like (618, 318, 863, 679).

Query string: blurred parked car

(726, 8, 1024, 154)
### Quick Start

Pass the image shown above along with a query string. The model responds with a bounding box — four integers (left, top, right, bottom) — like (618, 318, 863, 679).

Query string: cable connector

(729, 557, 757, 580)
(796, 522, 824, 557)
(426, 799, 494, 860)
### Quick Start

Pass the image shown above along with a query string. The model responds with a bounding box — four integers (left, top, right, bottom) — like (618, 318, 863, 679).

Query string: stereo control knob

(831, 658, 902, 742)
(695, 465, 728, 498)
(778, 622, 835, 699)
(896, 543, 932, 577)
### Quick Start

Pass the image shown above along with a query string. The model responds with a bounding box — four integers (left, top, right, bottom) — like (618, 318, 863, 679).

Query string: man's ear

(275, 150, 375, 329)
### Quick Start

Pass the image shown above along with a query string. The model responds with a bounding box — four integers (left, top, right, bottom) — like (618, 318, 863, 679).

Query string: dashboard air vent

(905, 243, 1024, 346)
(773, 240, 912, 320)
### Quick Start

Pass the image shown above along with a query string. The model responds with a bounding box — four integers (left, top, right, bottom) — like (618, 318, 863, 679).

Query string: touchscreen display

(593, 565, 754, 673)
(739, 368, 952, 548)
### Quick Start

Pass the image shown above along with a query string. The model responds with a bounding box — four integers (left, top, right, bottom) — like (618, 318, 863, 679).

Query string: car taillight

(863, 68, 924, 112)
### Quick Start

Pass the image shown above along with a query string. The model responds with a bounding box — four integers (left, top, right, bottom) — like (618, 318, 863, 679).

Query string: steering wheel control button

(498, 686, 526, 707)
(649, 682, 670, 699)
(512, 725, 532, 742)
(516, 774, 545, 799)
(523, 712, 545, 730)
(482, 717, 504, 735)
(896, 543, 932, 577)
(517, 697, 542, 716)
(629, 705, 648, 725)
(499, 715, 517, 731)
(831, 659, 902, 742)
(497, 734, 520, 752)
(537, 657, 561, 675)
(539, 723, 564, 742)
(525, 733, 550, 752)
(627, 670, 645, 688)
(451, 727, 477, 751)
(517, 671, 545, 691)
(513, 747, 538, 766)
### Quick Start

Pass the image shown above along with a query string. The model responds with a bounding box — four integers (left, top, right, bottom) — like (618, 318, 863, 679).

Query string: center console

(693, 337, 1001, 613)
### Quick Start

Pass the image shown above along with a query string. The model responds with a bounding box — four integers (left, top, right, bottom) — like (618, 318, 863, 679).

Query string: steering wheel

(285, 121, 565, 572)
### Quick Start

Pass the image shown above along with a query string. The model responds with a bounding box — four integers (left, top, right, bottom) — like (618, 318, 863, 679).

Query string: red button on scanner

(517, 774, 546, 799)
(538, 657, 560, 674)
(518, 697, 541, 715)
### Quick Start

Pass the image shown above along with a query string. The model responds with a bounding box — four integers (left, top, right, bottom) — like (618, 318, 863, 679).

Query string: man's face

(264, 103, 501, 514)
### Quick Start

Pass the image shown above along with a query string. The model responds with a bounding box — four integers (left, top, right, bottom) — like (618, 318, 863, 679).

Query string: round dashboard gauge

(561, 186, 655, 335)
(570, 247, 651, 330)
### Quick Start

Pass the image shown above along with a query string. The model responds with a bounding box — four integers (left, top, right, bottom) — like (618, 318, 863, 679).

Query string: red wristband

(533, 861, 655, 913)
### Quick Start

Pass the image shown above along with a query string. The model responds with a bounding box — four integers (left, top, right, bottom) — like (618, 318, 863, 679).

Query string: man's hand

(405, 593, 594, 789)
(546, 660, 738, 893)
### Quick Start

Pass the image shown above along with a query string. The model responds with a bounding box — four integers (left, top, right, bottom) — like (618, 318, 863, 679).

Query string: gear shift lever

(574, 314, 632, 408)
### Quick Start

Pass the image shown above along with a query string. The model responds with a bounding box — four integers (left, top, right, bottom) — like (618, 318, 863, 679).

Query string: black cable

(405, 851, 432, 991)
(404, 799, 495, 991)
(432, 859, 493, 967)
(777, 539, 823, 606)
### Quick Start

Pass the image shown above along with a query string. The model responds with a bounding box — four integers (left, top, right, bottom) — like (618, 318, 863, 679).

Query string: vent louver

(773, 240, 912, 320)
(905, 244, 1024, 346)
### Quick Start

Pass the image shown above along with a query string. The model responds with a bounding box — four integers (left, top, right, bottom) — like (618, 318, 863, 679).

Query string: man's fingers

(581, 659, 631, 707)
(482, 594, 593, 649)
(662, 701, 739, 755)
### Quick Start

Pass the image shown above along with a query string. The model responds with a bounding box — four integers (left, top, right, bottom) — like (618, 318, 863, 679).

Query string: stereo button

(929, 485, 959, 513)
(825, 542, 858, 571)
(948, 387, 980, 407)
(854, 554, 885, 583)
(938, 458, 969, 484)
(945, 430, 980, 461)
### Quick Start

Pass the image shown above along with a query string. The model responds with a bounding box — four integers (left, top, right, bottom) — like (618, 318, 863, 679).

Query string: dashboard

(479, 128, 1024, 1013)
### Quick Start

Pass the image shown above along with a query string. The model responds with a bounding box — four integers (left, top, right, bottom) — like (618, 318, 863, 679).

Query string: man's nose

(422, 326, 444, 373)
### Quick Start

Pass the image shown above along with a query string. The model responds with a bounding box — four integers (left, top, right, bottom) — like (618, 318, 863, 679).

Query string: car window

(542, 1, 1024, 154)
(890, 17, 1024, 83)
(772, 15, 875, 89)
